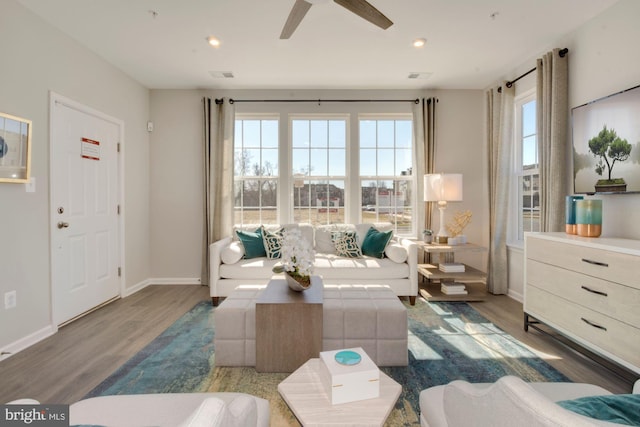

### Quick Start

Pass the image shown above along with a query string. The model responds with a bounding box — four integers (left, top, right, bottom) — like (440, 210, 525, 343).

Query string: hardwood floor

(0, 285, 634, 405)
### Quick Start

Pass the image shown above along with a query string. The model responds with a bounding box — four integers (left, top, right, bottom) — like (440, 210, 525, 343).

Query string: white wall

(148, 89, 486, 280)
(0, 1, 150, 352)
(506, 0, 640, 300)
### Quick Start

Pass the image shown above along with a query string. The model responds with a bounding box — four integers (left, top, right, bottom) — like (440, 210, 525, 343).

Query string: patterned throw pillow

(332, 231, 362, 258)
(262, 227, 283, 259)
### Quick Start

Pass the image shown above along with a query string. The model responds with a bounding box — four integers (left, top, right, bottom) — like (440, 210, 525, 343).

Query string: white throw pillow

(385, 242, 407, 263)
(315, 228, 337, 254)
(221, 241, 245, 264)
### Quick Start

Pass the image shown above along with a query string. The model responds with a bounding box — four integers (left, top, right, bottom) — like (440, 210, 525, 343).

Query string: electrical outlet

(4, 290, 16, 309)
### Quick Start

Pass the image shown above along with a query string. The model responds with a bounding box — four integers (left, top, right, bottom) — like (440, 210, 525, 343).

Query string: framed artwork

(0, 111, 32, 183)
(572, 85, 640, 194)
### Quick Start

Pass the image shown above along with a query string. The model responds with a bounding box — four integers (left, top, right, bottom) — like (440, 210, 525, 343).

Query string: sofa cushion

(261, 227, 283, 259)
(236, 229, 266, 259)
(221, 241, 245, 265)
(314, 254, 408, 279)
(177, 397, 227, 427)
(332, 231, 362, 258)
(385, 242, 408, 263)
(220, 257, 281, 279)
(361, 227, 393, 259)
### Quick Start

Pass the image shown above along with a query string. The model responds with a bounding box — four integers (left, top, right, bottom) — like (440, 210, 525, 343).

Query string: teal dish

(335, 350, 361, 366)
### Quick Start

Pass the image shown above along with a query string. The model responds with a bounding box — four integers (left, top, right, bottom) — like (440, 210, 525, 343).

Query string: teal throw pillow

(236, 228, 266, 259)
(332, 231, 362, 258)
(361, 227, 393, 258)
(262, 227, 283, 259)
(557, 394, 640, 426)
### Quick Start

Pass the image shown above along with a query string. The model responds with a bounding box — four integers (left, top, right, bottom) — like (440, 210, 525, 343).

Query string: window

(291, 118, 347, 225)
(359, 117, 414, 235)
(514, 93, 540, 242)
(234, 117, 279, 224)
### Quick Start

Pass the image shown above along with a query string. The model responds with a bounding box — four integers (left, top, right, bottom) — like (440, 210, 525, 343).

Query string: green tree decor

(588, 125, 632, 183)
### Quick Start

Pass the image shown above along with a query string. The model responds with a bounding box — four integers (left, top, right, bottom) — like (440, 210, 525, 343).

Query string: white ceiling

(18, 0, 619, 90)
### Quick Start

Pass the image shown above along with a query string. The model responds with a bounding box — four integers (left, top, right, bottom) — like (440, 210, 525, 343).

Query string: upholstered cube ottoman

(323, 285, 408, 366)
(214, 285, 264, 366)
(214, 283, 408, 367)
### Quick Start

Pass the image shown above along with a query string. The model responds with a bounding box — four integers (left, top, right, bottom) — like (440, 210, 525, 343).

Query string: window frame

(510, 89, 539, 246)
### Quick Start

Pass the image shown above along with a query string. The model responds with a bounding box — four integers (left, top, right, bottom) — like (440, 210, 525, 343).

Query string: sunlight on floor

(408, 330, 443, 360)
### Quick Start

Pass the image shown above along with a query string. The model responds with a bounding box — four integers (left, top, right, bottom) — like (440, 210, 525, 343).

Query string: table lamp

(424, 174, 463, 244)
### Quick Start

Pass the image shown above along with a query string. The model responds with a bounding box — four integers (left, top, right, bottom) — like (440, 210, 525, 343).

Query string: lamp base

(436, 235, 449, 244)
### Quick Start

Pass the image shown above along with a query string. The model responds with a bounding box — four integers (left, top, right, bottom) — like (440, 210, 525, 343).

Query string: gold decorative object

(446, 210, 472, 237)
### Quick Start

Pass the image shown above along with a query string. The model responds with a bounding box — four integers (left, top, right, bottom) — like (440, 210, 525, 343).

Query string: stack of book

(440, 282, 468, 295)
(438, 262, 466, 273)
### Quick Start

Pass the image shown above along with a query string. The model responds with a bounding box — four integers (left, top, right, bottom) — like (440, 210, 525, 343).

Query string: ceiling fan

(280, 0, 393, 39)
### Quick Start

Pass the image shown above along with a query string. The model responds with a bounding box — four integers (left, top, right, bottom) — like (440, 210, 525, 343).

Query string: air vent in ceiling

(408, 72, 432, 80)
(209, 71, 234, 79)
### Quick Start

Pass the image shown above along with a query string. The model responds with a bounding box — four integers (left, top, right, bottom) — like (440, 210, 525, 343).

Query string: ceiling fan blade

(333, 0, 393, 30)
(280, 0, 313, 39)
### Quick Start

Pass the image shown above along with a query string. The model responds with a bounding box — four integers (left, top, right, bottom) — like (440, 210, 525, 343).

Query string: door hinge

(117, 204, 121, 215)
(117, 143, 121, 153)
(118, 267, 121, 277)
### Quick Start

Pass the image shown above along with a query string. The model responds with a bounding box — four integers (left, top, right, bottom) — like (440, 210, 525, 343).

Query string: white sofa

(420, 375, 640, 427)
(209, 223, 418, 306)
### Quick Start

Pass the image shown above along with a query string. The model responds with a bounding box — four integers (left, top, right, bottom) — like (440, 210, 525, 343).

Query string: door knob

(57, 221, 70, 229)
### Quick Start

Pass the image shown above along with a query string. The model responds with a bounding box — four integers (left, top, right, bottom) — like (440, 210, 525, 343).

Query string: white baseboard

(0, 324, 57, 362)
(148, 277, 203, 286)
(508, 289, 523, 303)
(122, 278, 152, 298)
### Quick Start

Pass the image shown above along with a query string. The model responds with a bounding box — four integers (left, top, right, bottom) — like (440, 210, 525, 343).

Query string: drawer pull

(581, 317, 607, 331)
(580, 286, 608, 297)
(581, 258, 608, 267)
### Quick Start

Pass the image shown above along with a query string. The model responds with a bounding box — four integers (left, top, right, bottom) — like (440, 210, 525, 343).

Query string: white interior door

(50, 94, 122, 326)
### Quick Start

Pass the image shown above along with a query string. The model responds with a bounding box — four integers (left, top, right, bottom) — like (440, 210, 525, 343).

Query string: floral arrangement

(272, 228, 315, 284)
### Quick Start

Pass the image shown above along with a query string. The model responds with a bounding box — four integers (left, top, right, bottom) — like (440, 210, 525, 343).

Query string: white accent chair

(420, 375, 638, 427)
(69, 392, 270, 427)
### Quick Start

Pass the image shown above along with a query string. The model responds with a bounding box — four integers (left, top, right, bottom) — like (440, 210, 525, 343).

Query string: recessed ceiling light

(412, 38, 427, 48)
(207, 36, 221, 48)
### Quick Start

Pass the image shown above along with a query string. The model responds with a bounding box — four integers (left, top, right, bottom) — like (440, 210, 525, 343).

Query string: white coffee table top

(277, 358, 401, 426)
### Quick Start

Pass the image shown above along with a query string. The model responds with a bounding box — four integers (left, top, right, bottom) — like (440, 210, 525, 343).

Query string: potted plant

(422, 229, 433, 243)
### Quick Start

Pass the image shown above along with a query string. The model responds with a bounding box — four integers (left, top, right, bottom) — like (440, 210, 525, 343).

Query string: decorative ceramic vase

(576, 199, 602, 237)
(285, 272, 312, 292)
(565, 195, 584, 234)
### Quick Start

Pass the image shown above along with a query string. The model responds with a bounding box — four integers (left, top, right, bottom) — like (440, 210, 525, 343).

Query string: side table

(255, 276, 323, 373)
(416, 242, 488, 302)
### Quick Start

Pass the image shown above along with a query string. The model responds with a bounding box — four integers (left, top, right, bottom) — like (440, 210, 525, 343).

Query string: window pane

(292, 120, 309, 148)
(310, 148, 328, 176)
(329, 120, 346, 148)
(245, 149, 261, 176)
(360, 149, 376, 176)
(292, 148, 309, 175)
(328, 149, 346, 176)
(261, 148, 278, 176)
(262, 120, 278, 148)
(377, 149, 394, 175)
(522, 135, 537, 168)
(395, 120, 412, 148)
(522, 100, 536, 136)
(243, 120, 261, 147)
(360, 120, 376, 148)
(377, 121, 394, 147)
(310, 120, 328, 147)
(396, 148, 412, 175)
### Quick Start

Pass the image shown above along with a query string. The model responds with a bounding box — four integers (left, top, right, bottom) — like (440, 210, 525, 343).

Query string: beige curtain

(412, 97, 438, 232)
(201, 97, 235, 285)
(537, 48, 569, 232)
(486, 85, 514, 294)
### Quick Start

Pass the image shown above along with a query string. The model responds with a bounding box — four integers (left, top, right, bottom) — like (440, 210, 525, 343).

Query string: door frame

(49, 91, 126, 327)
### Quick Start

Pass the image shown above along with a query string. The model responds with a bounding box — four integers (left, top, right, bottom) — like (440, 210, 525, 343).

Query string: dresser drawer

(527, 259, 640, 327)
(527, 237, 640, 289)
(526, 286, 640, 370)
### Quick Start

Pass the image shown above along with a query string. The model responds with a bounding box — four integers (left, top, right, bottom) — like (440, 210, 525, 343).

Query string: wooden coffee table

(278, 358, 401, 426)
(255, 276, 323, 373)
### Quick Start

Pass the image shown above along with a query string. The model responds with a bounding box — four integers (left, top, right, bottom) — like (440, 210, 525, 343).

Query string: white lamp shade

(424, 174, 463, 202)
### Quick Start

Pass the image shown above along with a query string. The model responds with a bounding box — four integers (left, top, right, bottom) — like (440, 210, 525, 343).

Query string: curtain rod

(498, 48, 568, 92)
(215, 98, 420, 105)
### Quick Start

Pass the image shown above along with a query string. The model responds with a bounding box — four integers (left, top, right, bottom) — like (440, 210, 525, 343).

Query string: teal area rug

(86, 298, 568, 425)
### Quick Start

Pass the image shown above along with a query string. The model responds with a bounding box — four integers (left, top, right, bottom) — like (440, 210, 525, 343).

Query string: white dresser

(524, 232, 640, 375)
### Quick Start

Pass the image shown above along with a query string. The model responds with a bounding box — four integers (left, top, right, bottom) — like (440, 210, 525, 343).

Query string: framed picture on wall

(0, 111, 32, 183)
